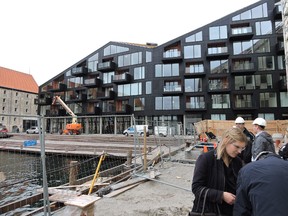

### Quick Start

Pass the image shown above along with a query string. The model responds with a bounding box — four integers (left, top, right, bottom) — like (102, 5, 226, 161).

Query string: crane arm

(52, 96, 78, 123)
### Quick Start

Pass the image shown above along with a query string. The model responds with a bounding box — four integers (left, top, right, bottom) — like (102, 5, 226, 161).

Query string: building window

(16, 92, 18, 96)
(184, 45, 201, 59)
(146, 81, 151, 94)
(146, 51, 152, 63)
(67, 77, 83, 88)
(4, 90, 6, 94)
(26, 94, 29, 98)
(103, 72, 114, 84)
(232, 3, 268, 21)
(15, 108, 17, 112)
(255, 20, 272, 35)
(116, 100, 128, 112)
(210, 59, 228, 74)
(209, 78, 228, 90)
(134, 98, 145, 111)
(234, 94, 253, 108)
(155, 63, 179, 77)
(185, 62, 204, 74)
(212, 94, 230, 109)
(258, 56, 275, 71)
(26, 101, 29, 105)
(260, 93, 277, 107)
(2, 107, 5, 111)
(185, 31, 203, 42)
(280, 92, 288, 107)
(87, 53, 99, 72)
(258, 113, 274, 120)
(14, 118, 16, 121)
(186, 96, 205, 109)
(211, 114, 226, 120)
(277, 55, 285, 70)
(118, 83, 142, 97)
(155, 96, 180, 110)
(185, 78, 202, 92)
(3, 99, 5, 103)
(118, 52, 142, 67)
(26, 109, 28, 112)
(104, 45, 129, 56)
(209, 25, 227, 40)
(15, 100, 17, 104)
(134, 67, 145, 80)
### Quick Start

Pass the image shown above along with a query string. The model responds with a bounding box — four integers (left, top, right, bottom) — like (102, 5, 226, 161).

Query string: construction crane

(52, 96, 82, 135)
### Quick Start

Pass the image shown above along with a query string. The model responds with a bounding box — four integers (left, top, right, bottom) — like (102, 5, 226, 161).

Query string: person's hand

(222, 192, 236, 205)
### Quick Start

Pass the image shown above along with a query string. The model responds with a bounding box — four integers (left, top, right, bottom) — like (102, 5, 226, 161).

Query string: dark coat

(239, 128, 255, 164)
(191, 150, 242, 215)
(234, 154, 288, 216)
(252, 131, 275, 160)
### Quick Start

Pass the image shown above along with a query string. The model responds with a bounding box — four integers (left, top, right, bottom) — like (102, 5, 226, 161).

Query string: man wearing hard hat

(235, 117, 255, 164)
(251, 117, 275, 161)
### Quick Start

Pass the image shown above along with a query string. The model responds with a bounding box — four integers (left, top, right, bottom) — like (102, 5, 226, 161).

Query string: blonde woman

(189, 128, 247, 216)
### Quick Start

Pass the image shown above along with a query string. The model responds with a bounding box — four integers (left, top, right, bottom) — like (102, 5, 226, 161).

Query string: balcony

(97, 61, 117, 72)
(71, 66, 88, 76)
(112, 73, 132, 84)
(163, 85, 183, 95)
(97, 90, 116, 100)
(162, 50, 183, 63)
(208, 82, 229, 93)
(48, 83, 67, 92)
(229, 26, 253, 40)
(231, 62, 256, 74)
(83, 78, 102, 87)
(84, 106, 102, 115)
(206, 47, 229, 60)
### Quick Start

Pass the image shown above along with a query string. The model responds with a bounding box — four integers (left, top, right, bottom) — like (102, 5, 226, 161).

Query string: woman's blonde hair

(216, 127, 248, 160)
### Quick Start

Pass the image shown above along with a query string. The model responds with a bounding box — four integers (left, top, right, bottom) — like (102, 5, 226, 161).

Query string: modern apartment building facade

(0, 67, 39, 132)
(38, 0, 288, 135)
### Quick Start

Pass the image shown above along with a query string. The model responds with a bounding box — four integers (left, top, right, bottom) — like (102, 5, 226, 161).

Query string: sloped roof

(0, 66, 38, 94)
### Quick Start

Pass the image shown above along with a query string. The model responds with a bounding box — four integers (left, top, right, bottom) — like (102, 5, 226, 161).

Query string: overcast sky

(0, 0, 259, 86)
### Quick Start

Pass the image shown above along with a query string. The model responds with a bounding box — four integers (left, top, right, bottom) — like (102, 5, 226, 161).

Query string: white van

(123, 125, 149, 136)
(154, 126, 168, 137)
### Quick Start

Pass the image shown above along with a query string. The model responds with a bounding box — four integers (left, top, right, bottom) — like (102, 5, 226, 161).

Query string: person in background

(189, 128, 247, 216)
(251, 117, 275, 161)
(233, 145, 288, 216)
(234, 117, 255, 164)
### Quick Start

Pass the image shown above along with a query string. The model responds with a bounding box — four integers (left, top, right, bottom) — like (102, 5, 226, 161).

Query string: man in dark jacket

(235, 117, 255, 164)
(234, 150, 288, 216)
(251, 117, 275, 161)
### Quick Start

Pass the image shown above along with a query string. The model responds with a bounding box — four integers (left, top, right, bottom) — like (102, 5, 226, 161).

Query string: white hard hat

(235, 117, 245, 124)
(252, 117, 267, 127)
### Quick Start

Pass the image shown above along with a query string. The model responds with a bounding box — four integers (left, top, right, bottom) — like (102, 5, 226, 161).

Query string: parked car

(0, 126, 8, 133)
(26, 126, 39, 134)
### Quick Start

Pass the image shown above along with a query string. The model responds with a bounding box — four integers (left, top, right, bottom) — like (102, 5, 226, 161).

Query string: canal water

(0, 151, 126, 214)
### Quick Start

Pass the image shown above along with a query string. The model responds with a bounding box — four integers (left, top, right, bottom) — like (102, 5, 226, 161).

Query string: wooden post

(69, 161, 78, 186)
(143, 126, 147, 171)
(126, 150, 132, 167)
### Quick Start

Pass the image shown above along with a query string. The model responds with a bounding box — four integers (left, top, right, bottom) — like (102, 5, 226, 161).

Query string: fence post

(69, 161, 78, 186)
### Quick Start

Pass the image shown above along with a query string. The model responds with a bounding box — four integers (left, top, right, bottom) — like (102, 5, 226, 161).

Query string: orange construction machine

(52, 96, 82, 135)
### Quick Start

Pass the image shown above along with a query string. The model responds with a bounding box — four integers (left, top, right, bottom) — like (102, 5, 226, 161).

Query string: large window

(118, 83, 142, 97)
(185, 78, 202, 92)
(103, 72, 114, 84)
(260, 93, 277, 107)
(134, 67, 145, 80)
(185, 31, 203, 42)
(210, 59, 228, 74)
(155, 96, 180, 110)
(184, 45, 201, 59)
(211, 114, 226, 120)
(258, 56, 275, 71)
(232, 3, 268, 21)
(280, 92, 288, 107)
(212, 94, 230, 109)
(277, 55, 285, 70)
(233, 39, 270, 55)
(67, 77, 83, 88)
(209, 26, 227, 40)
(235, 74, 272, 90)
(185, 62, 204, 74)
(87, 53, 98, 72)
(234, 94, 253, 108)
(118, 52, 142, 67)
(155, 63, 179, 77)
(146, 81, 152, 94)
(134, 98, 145, 111)
(104, 45, 129, 56)
(186, 96, 205, 109)
(255, 21, 272, 35)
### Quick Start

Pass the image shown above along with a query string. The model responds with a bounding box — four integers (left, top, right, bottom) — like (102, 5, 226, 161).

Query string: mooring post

(69, 161, 78, 186)
(127, 150, 132, 167)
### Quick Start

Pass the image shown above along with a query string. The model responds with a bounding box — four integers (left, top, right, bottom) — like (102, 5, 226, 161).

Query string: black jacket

(251, 131, 275, 160)
(234, 154, 288, 216)
(191, 150, 242, 215)
(239, 128, 255, 164)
